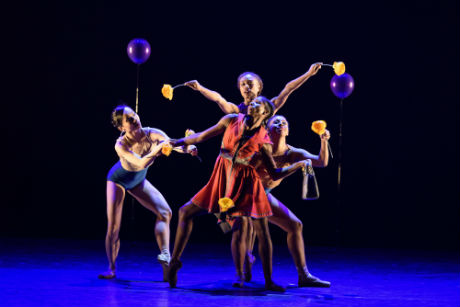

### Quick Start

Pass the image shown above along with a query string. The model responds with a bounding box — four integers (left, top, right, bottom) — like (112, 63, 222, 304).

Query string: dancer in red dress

(183, 65, 328, 286)
(168, 97, 311, 291)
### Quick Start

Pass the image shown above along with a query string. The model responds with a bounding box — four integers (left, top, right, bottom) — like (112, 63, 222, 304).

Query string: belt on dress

(219, 150, 250, 166)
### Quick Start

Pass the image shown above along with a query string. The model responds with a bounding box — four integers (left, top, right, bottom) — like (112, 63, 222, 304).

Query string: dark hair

(111, 104, 128, 128)
(237, 72, 264, 96)
(267, 114, 287, 127)
(254, 96, 275, 126)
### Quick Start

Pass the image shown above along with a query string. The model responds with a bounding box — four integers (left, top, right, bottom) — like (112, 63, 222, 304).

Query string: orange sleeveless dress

(191, 114, 273, 218)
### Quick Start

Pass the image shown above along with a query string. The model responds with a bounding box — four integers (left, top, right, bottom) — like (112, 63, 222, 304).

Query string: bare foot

(98, 270, 116, 279)
(168, 259, 182, 288)
(243, 253, 255, 282)
(265, 281, 286, 292)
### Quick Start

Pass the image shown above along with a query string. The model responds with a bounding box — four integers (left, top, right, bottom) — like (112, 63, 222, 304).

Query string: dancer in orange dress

(168, 97, 311, 291)
(183, 64, 329, 286)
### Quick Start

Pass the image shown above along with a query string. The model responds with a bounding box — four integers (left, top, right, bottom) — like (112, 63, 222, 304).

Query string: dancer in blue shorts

(99, 105, 196, 280)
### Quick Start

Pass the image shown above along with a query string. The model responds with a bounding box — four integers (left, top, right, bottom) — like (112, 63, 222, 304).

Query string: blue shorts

(107, 161, 148, 190)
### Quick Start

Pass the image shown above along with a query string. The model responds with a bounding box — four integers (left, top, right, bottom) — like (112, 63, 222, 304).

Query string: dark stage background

(4, 1, 459, 250)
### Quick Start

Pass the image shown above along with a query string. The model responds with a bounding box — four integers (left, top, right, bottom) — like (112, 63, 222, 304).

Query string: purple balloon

(330, 73, 355, 99)
(127, 38, 151, 64)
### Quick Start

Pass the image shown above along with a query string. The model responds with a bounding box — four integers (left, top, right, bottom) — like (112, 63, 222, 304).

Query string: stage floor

(0, 238, 458, 307)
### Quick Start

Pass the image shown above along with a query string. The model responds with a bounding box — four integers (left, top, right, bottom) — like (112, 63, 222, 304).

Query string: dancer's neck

(245, 113, 267, 130)
(271, 136, 289, 156)
(125, 128, 144, 143)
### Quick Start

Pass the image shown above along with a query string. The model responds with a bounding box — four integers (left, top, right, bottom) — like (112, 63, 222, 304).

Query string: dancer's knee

(289, 220, 303, 235)
(106, 225, 120, 241)
(253, 218, 270, 237)
(178, 205, 193, 222)
(158, 208, 172, 222)
(232, 228, 244, 241)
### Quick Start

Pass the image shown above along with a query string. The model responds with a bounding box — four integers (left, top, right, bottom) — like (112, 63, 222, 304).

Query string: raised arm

(185, 80, 240, 114)
(171, 114, 237, 147)
(289, 129, 331, 167)
(260, 143, 311, 181)
(271, 62, 322, 113)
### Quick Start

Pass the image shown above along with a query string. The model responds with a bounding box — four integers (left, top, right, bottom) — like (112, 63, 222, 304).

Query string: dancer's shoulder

(287, 145, 315, 162)
(144, 127, 169, 142)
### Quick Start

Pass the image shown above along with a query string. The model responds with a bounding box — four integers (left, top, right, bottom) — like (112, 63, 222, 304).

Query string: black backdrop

(4, 0, 459, 250)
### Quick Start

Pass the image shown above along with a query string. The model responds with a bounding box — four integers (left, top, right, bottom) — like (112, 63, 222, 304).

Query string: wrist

(175, 139, 185, 147)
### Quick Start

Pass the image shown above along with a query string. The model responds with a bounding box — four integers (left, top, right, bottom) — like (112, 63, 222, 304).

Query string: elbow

(316, 161, 327, 168)
(139, 157, 154, 169)
(285, 82, 300, 92)
(139, 161, 149, 169)
(194, 134, 203, 144)
(224, 106, 237, 114)
(187, 134, 202, 144)
(322, 156, 330, 167)
(285, 83, 296, 92)
(269, 169, 282, 181)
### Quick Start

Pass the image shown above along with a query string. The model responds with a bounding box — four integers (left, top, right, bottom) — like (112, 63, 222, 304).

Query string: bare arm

(271, 62, 322, 113)
(260, 143, 311, 181)
(171, 114, 237, 147)
(115, 138, 165, 169)
(185, 80, 240, 114)
(148, 127, 197, 154)
(289, 129, 331, 167)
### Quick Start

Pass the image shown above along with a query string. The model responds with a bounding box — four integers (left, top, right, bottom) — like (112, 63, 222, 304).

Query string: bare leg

(99, 181, 125, 279)
(268, 193, 330, 287)
(129, 180, 172, 251)
(243, 219, 256, 281)
(267, 194, 306, 271)
(252, 218, 285, 292)
(129, 180, 172, 281)
(231, 217, 248, 287)
(244, 193, 303, 283)
(168, 201, 206, 287)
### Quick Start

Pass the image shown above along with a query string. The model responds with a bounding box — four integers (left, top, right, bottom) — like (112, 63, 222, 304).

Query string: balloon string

(172, 83, 185, 89)
(135, 64, 140, 113)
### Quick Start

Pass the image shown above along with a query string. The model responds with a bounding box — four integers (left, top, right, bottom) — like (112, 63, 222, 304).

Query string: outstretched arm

(271, 62, 322, 113)
(260, 143, 311, 181)
(289, 129, 331, 167)
(171, 114, 237, 147)
(185, 80, 240, 114)
(148, 128, 197, 155)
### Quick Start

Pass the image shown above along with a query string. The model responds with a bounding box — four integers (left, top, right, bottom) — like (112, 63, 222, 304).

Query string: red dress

(191, 114, 273, 218)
